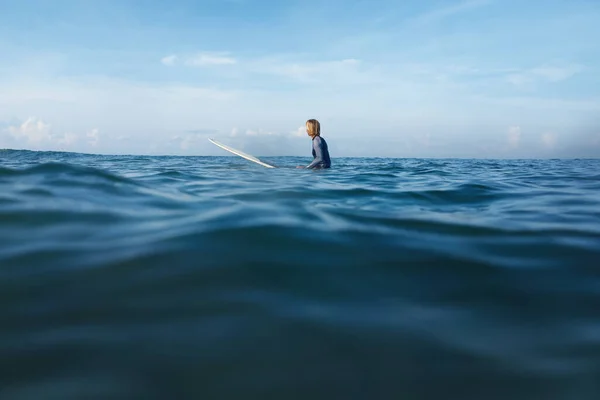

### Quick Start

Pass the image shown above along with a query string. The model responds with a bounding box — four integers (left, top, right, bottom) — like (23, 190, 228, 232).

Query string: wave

(1, 151, 600, 399)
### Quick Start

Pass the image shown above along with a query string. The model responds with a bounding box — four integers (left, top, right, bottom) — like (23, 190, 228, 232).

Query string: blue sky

(1, 0, 599, 158)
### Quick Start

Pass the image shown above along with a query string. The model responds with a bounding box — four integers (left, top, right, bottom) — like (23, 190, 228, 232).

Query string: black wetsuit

(306, 136, 331, 169)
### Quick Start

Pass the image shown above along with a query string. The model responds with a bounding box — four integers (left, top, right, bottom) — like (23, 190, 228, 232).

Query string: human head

(306, 119, 320, 137)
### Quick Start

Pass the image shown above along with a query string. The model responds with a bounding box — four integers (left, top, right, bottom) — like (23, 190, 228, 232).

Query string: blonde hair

(306, 119, 320, 137)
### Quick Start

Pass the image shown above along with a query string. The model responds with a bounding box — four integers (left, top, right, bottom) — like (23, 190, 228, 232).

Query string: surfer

(297, 119, 331, 169)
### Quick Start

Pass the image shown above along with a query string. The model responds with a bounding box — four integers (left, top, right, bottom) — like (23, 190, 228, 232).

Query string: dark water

(1, 149, 600, 399)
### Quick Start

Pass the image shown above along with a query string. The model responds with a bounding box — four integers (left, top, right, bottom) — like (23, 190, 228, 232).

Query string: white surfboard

(208, 138, 276, 168)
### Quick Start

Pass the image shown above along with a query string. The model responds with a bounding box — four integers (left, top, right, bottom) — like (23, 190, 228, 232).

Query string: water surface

(1, 150, 600, 399)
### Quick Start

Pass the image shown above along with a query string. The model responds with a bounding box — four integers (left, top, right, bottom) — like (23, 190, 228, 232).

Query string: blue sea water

(1, 149, 600, 399)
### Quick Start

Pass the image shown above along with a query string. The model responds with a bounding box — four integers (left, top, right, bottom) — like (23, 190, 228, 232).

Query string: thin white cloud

(412, 0, 492, 24)
(161, 55, 178, 66)
(162, 85, 238, 101)
(160, 52, 237, 67)
(253, 57, 363, 83)
(506, 74, 531, 86)
(184, 52, 237, 67)
(506, 64, 584, 86)
(245, 128, 275, 136)
(530, 65, 584, 82)
(481, 95, 600, 112)
(507, 126, 521, 148)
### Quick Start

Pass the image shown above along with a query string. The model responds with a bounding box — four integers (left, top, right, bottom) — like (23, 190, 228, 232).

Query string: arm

(305, 138, 324, 169)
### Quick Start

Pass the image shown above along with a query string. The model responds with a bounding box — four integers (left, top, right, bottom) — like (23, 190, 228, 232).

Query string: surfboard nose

(208, 138, 276, 168)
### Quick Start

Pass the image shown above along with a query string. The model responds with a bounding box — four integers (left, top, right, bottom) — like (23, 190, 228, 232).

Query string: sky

(0, 0, 599, 158)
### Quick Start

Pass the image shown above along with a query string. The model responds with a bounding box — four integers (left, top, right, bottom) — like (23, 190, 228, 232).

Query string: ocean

(1, 149, 600, 399)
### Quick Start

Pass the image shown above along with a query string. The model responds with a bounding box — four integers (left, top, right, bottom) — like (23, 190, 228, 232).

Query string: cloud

(159, 51, 364, 85)
(161, 55, 178, 66)
(245, 128, 275, 136)
(87, 128, 99, 147)
(506, 64, 584, 86)
(506, 74, 531, 86)
(291, 126, 305, 137)
(8, 117, 52, 145)
(184, 52, 237, 67)
(1, 117, 87, 151)
(1, 50, 597, 158)
(160, 54, 178, 67)
(479, 95, 600, 113)
(530, 65, 584, 82)
(507, 126, 521, 148)
(252, 57, 364, 84)
(57, 132, 78, 147)
(412, 0, 492, 25)
(0, 76, 242, 154)
(160, 52, 237, 67)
